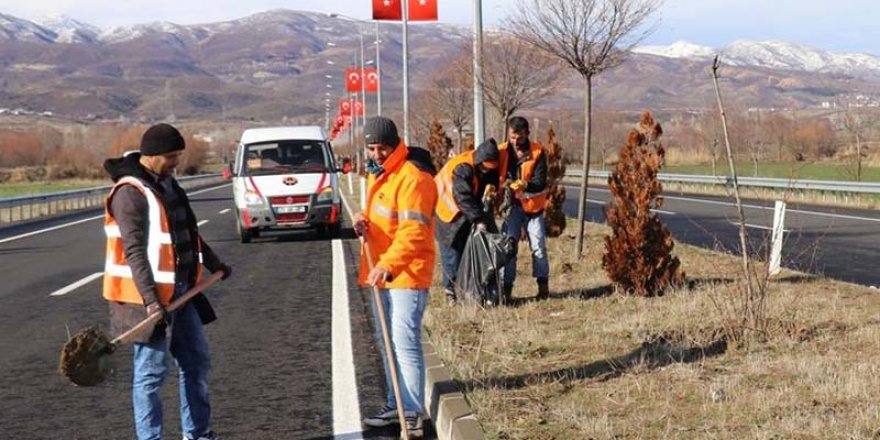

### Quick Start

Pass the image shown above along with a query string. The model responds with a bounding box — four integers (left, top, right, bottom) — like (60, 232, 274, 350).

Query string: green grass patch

(0, 180, 107, 198)
(662, 162, 880, 182)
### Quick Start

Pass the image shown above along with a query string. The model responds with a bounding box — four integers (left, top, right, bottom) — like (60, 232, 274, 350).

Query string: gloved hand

(146, 302, 170, 325)
(217, 263, 232, 280)
(509, 179, 527, 192)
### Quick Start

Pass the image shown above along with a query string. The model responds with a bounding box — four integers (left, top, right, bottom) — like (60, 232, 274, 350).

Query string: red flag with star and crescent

(372, 0, 402, 20)
(353, 100, 364, 116)
(339, 99, 352, 116)
(364, 68, 379, 93)
(408, 0, 438, 21)
(345, 68, 362, 93)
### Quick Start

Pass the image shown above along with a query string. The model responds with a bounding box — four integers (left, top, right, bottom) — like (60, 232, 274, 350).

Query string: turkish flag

(345, 67, 362, 92)
(344, 116, 352, 127)
(364, 68, 379, 93)
(408, 0, 438, 21)
(372, 0, 402, 21)
(339, 99, 352, 116)
(353, 100, 364, 116)
(335, 115, 345, 127)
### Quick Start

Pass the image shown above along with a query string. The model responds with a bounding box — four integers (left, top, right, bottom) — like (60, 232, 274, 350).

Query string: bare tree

(427, 57, 473, 154)
(510, 0, 662, 258)
(477, 33, 563, 140)
(840, 108, 870, 182)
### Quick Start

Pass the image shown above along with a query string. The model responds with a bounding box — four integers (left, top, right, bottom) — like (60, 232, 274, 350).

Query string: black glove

(217, 263, 232, 280)
(145, 302, 170, 326)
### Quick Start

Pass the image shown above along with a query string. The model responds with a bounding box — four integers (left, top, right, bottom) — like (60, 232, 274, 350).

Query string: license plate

(274, 205, 307, 214)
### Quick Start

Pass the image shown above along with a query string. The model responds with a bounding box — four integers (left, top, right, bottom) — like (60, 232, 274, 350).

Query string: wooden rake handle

(111, 271, 225, 345)
(362, 240, 410, 439)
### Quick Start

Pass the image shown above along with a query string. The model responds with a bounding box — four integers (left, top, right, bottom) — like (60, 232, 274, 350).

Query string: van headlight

(244, 190, 264, 206)
(317, 187, 334, 202)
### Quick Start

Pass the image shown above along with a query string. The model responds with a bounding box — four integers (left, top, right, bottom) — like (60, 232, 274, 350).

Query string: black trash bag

(456, 226, 516, 305)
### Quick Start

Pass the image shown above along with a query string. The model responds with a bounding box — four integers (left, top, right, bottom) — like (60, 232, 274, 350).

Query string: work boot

(502, 284, 513, 304)
(444, 289, 457, 306)
(536, 278, 550, 300)
(403, 413, 424, 439)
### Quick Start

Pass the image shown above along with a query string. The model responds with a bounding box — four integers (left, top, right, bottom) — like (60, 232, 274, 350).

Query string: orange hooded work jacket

(358, 142, 438, 289)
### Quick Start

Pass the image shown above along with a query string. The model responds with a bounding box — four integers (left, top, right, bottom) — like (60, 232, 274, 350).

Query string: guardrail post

(769, 200, 786, 276)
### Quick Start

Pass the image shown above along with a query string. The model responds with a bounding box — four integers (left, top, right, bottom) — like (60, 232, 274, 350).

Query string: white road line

(332, 239, 364, 439)
(188, 183, 230, 196)
(197, 220, 209, 226)
(584, 198, 675, 215)
(48, 272, 102, 297)
(0, 215, 103, 245)
(729, 221, 789, 232)
(566, 184, 880, 223)
(218, 208, 231, 214)
(0, 184, 230, 245)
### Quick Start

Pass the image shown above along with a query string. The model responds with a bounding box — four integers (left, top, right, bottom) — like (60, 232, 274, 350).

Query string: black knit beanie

(363, 116, 400, 147)
(140, 123, 186, 156)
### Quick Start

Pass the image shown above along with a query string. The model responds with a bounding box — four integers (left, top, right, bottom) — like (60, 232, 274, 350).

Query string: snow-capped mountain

(36, 14, 100, 44)
(635, 40, 880, 77)
(634, 40, 715, 59)
(0, 12, 56, 43)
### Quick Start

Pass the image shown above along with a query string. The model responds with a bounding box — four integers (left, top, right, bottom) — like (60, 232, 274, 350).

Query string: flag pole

(401, 0, 410, 144)
(359, 26, 367, 124)
(473, 0, 485, 145)
(375, 21, 382, 116)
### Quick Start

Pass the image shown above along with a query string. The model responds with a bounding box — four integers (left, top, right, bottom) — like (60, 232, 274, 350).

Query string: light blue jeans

(370, 288, 428, 415)
(503, 204, 550, 286)
(132, 284, 212, 440)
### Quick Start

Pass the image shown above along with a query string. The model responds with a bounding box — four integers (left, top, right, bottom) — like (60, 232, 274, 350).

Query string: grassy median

(424, 218, 880, 439)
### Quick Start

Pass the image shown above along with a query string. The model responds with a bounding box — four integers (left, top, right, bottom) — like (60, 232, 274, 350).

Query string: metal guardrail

(565, 170, 880, 194)
(0, 174, 224, 225)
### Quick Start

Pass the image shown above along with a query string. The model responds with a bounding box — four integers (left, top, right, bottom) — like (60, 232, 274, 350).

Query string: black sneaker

(363, 405, 399, 427)
(403, 413, 424, 439)
(183, 431, 220, 440)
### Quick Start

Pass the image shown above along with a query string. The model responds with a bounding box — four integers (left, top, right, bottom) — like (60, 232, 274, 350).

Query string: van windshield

(242, 140, 329, 176)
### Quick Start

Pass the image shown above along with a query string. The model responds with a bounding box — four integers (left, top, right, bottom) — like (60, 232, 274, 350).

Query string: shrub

(602, 112, 684, 296)
(543, 126, 566, 237)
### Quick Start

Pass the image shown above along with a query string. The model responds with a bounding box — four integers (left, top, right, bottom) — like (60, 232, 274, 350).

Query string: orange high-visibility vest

(434, 150, 479, 224)
(515, 142, 548, 214)
(103, 176, 178, 305)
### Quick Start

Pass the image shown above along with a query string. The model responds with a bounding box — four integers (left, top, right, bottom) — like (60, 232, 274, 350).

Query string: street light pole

(375, 21, 382, 116)
(473, 0, 485, 145)
(401, 0, 410, 144)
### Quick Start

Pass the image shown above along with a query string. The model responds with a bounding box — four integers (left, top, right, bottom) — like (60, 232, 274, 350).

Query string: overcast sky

(1, 0, 878, 55)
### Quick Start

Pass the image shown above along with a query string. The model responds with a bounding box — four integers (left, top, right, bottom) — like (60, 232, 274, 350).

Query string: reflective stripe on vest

(434, 151, 478, 223)
(371, 203, 431, 226)
(103, 176, 176, 305)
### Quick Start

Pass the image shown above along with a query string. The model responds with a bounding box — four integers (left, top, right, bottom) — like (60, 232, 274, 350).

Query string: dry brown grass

(424, 218, 880, 439)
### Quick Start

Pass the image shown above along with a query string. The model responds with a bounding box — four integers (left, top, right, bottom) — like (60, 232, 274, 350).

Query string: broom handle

(111, 271, 224, 345)
(363, 240, 410, 439)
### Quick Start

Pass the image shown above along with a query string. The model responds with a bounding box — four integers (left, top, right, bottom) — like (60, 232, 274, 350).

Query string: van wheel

(236, 215, 252, 243)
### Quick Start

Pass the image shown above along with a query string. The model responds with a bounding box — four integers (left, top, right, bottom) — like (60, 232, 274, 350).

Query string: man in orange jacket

(354, 116, 437, 439)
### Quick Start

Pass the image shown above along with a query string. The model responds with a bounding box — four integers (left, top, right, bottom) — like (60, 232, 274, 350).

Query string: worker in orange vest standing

(434, 138, 502, 305)
(499, 116, 550, 301)
(103, 123, 231, 440)
(354, 116, 438, 439)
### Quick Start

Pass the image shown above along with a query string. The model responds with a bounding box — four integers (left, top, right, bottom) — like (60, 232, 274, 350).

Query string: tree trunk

(457, 127, 463, 154)
(574, 75, 593, 259)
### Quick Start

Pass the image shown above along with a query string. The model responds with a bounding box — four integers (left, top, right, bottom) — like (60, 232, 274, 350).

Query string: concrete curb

(423, 335, 485, 440)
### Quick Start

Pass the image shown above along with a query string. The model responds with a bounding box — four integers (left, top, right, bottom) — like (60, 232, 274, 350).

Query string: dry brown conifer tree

(544, 126, 567, 237)
(426, 119, 454, 170)
(602, 112, 684, 296)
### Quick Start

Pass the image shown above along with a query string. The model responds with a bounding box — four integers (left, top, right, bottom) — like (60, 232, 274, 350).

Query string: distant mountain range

(0, 10, 878, 122)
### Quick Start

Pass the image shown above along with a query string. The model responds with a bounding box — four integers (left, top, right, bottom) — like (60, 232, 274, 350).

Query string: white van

(230, 126, 349, 243)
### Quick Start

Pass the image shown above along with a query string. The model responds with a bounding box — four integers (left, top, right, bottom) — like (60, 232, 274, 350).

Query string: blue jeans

(370, 288, 428, 415)
(439, 245, 462, 292)
(132, 285, 212, 440)
(503, 204, 550, 286)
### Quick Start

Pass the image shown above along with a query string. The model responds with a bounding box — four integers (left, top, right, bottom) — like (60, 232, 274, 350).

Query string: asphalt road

(0, 183, 432, 440)
(563, 183, 880, 286)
